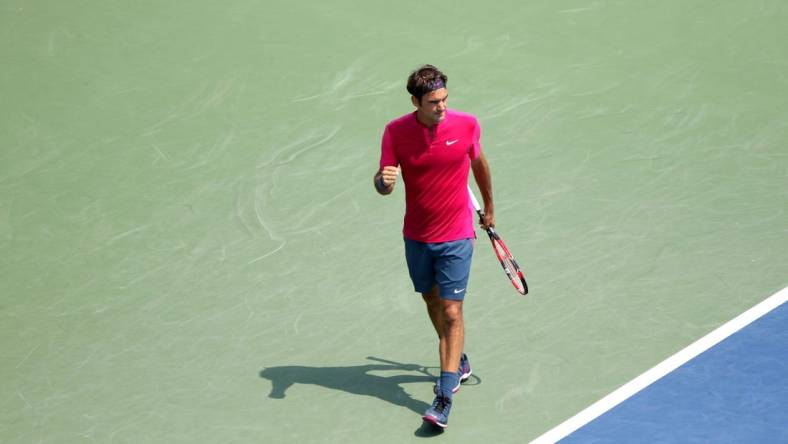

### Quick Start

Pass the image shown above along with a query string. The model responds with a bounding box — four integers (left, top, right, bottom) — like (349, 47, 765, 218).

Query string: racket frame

(468, 186, 528, 295)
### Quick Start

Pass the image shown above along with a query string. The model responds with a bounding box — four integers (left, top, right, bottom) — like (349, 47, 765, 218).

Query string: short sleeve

(379, 125, 398, 170)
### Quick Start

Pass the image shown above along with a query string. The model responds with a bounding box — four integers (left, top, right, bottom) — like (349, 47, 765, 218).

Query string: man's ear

(411, 95, 420, 108)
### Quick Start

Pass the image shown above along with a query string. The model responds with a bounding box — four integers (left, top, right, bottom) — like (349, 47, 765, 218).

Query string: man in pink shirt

(374, 65, 495, 429)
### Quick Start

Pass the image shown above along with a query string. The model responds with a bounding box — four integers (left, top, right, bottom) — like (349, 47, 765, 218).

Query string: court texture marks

(2, 1, 786, 443)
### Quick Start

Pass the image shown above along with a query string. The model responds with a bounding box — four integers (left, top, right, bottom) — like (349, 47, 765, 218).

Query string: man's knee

(441, 302, 463, 324)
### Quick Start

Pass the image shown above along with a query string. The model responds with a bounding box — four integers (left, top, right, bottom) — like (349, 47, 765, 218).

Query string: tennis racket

(468, 186, 528, 295)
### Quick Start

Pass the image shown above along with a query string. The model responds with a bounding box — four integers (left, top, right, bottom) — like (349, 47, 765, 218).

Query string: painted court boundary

(531, 286, 788, 444)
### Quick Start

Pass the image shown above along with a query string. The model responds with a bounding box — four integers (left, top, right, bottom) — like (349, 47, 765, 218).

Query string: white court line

(530, 286, 788, 444)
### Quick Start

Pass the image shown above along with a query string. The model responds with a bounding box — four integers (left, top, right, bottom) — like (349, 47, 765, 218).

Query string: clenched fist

(380, 166, 399, 187)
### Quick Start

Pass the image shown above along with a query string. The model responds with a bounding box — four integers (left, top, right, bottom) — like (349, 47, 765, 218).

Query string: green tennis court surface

(2, 1, 786, 442)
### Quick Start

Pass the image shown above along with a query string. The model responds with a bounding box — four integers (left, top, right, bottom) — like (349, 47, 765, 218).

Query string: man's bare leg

(422, 286, 446, 367)
(440, 298, 464, 374)
(422, 286, 464, 374)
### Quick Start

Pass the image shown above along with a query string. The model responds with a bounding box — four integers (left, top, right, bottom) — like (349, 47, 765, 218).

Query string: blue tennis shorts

(404, 237, 474, 300)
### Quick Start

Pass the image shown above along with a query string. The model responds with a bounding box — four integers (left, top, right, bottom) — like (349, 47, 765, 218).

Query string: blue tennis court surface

(537, 288, 788, 443)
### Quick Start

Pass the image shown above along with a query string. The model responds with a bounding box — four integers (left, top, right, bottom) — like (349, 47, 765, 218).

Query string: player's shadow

(259, 357, 435, 414)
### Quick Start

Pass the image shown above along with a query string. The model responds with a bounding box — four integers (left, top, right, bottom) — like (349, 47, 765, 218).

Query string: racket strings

(492, 238, 526, 294)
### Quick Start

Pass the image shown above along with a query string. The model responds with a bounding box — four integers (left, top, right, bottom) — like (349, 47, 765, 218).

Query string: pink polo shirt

(379, 109, 481, 243)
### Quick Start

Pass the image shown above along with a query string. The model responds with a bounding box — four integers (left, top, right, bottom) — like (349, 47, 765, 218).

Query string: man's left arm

(471, 151, 495, 228)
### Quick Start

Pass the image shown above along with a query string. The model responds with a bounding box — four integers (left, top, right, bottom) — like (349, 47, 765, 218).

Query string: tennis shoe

(458, 353, 472, 381)
(422, 394, 452, 428)
(433, 353, 472, 394)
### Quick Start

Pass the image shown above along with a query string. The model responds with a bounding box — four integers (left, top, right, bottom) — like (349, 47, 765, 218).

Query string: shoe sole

(422, 414, 448, 428)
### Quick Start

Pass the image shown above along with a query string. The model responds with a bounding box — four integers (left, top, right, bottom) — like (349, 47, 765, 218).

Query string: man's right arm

(376, 124, 399, 195)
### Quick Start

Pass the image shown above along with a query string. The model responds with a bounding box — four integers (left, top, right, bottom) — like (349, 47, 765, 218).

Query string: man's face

(413, 88, 448, 126)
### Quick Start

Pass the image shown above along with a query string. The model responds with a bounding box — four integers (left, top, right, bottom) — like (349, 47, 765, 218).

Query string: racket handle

(468, 185, 482, 211)
(469, 185, 492, 227)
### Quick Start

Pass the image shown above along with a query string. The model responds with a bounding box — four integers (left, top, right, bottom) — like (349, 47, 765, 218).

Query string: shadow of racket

(366, 356, 482, 386)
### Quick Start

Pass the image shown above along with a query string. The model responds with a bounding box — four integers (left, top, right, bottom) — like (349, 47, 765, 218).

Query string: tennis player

(374, 64, 495, 428)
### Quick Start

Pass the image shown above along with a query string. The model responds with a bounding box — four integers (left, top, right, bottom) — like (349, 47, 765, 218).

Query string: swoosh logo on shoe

(446, 139, 459, 146)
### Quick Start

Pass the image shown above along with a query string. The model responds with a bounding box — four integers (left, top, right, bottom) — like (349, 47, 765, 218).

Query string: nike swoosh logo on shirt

(446, 139, 459, 146)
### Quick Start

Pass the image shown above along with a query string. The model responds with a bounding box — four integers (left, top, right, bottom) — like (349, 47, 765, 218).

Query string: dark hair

(406, 65, 448, 103)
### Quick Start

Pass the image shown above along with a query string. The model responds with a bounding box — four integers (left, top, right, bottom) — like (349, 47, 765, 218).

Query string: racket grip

(468, 185, 486, 224)
(467, 185, 482, 211)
